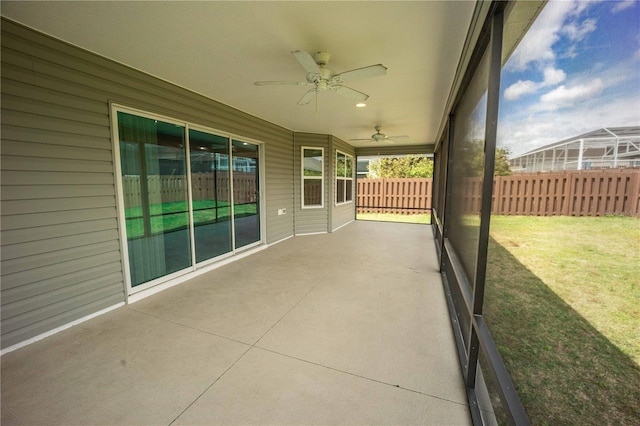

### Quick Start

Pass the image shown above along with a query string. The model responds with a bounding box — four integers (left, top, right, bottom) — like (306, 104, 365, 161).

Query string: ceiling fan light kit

(350, 126, 409, 144)
(254, 50, 387, 110)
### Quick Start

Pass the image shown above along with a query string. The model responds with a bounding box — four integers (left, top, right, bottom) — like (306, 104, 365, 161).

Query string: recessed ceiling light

(356, 102, 366, 108)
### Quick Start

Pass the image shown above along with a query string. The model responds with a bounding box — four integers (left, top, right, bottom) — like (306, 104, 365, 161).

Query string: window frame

(335, 150, 354, 205)
(301, 146, 324, 209)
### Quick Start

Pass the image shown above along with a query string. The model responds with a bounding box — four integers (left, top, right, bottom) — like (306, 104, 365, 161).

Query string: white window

(302, 147, 324, 208)
(335, 150, 353, 204)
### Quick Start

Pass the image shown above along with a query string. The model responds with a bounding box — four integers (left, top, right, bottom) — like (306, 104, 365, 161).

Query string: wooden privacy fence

(122, 172, 257, 207)
(491, 169, 640, 217)
(357, 169, 640, 217)
(357, 178, 432, 214)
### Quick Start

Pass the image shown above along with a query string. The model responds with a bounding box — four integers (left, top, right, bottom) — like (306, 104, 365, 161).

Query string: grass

(485, 215, 640, 425)
(357, 212, 431, 224)
(125, 200, 256, 239)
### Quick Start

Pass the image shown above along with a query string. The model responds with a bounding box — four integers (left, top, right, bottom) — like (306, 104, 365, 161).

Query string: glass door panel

(232, 140, 260, 249)
(117, 112, 192, 287)
(189, 129, 232, 263)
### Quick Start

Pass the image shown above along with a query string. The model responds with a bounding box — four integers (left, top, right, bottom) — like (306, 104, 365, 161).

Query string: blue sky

(497, 0, 640, 156)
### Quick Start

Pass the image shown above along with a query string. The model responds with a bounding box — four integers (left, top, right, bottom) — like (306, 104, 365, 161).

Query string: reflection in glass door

(117, 109, 264, 290)
(189, 129, 232, 263)
(232, 140, 260, 249)
(117, 112, 192, 287)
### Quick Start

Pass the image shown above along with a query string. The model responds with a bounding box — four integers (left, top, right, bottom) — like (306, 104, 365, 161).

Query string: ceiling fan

(254, 50, 387, 108)
(350, 126, 409, 143)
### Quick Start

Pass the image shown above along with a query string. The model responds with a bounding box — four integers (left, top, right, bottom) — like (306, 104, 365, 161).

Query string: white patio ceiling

(1, 1, 477, 149)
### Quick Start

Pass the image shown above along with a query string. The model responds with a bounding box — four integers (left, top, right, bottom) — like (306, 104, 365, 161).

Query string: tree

(494, 147, 512, 176)
(456, 140, 512, 177)
(367, 155, 433, 178)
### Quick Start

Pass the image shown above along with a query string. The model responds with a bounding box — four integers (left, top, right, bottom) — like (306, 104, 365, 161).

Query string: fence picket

(356, 169, 640, 217)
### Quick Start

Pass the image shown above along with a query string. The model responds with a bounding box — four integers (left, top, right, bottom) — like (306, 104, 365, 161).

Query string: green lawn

(485, 215, 640, 425)
(125, 200, 256, 239)
(357, 212, 431, 224)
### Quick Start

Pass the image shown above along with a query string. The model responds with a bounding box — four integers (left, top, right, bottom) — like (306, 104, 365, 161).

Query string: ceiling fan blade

(334, 64, 387, 82)
(297, 88, 317, 105)
(333, 85, 369, 102)
(254, 80, 311, 86)
(292, 50, 321, 75)
(387, 135, 410, 139)
(349, 138, 374, 141)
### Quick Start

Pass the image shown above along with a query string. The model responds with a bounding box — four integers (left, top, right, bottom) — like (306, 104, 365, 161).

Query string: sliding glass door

(189, 129, 233, 263)
(232, 140, 261, 249)
(116, 109, 263, 290)
(117, 112, 192, 287)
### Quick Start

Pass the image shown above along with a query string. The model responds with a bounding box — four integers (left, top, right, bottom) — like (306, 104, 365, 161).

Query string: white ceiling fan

(254, 50, 387, 108)
(350, 126, 409, 143)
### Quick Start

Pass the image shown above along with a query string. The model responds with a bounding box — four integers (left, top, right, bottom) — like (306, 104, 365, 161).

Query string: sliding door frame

(111, 104, 266, 297)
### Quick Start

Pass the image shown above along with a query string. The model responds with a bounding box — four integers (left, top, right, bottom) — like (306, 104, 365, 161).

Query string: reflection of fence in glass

(303, 180, 322, 206)
(122, 172, 257, 207)
(357, 169, 640, 217)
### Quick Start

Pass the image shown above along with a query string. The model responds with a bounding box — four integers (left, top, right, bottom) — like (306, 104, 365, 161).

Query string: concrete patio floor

(1, 220, 470, 425)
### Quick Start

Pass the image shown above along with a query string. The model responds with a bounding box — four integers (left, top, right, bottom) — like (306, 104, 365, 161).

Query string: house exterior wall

(293, 133, 330, 235)
(0, 18, 295, 349)
(330, 136, 356, 231)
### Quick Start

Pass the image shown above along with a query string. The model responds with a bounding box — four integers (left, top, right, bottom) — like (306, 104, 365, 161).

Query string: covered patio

(1, 221, 469, 425)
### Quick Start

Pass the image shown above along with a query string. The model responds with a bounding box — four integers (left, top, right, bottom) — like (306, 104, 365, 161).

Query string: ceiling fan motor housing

(313, 51, 331, 66)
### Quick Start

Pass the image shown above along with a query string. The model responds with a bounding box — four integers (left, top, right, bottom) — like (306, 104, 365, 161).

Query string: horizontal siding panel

(0, 45, 35, 70)
(2, 185, 115, 201)
(1, 252, 122, 294)
(2, 264, 123, 304)
(2, 284, 122, 331)
(1, 124, 111, 150)
(2, 170, 114, 186)
(1, 288, 124, 348)
(2, 140, 112, 161)
(1, 109, 111, 139)
(1, 196, 116, 215)
(1, 240, 120, 276)
(1, 229, 119, 260)
(1, 218, 117, 246)
(2, 75, 108, 114)
(0, 61, 36, 86)
(2, 92, 108, 126)
(1, 273, 122, 321)
(2, 155, 112, 173)
(2, 208, 117, 230)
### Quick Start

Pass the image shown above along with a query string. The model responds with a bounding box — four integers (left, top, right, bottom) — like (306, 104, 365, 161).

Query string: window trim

(301, 146, 324, 209)
(335, 150, 354, 205)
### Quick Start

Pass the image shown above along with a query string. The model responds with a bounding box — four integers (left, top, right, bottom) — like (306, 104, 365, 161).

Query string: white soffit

(1, 1, 478, 148)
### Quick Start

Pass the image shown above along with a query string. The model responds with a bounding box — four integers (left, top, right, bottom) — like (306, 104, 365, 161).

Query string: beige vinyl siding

(355, 145, 433, 157)
(331, 136, 356, 231)
(294, 133, 330, 234)
(263, 138, 295, 243)
(1, 18, 295, 349)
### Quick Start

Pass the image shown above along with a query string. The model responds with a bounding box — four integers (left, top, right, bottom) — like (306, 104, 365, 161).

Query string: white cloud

(536, 78, 604, 111)
(498, 93, 640, 156)
(506, 0, 576, 71)
(504, 67, 566, 101)
(504, 80, 538, 100)
(612, 0, 635, 13)
(562, 18, 596, 41)
(542, 66, 567, 86)
(505, 1, 599, 72)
